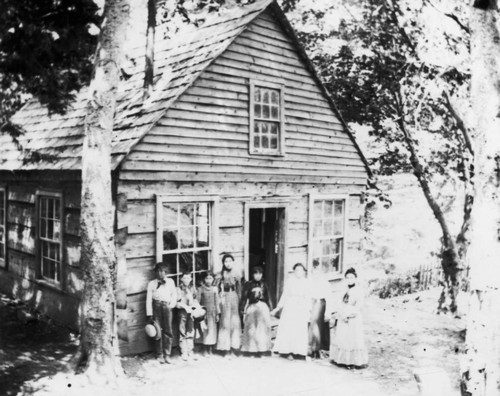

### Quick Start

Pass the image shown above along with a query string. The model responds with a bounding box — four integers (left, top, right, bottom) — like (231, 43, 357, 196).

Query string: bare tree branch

(443, 90, 474, 156)
(385, 0, 416, 53)
(423, 0, 470, 34)
(392, 88, 457, 251)
(456, 157, 474, 259)
(444, 12, 470, 34)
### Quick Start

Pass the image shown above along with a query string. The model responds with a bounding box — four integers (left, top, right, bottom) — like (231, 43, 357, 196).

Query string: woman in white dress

(330, 267, 368, 368)
(271, 263, 311, 359)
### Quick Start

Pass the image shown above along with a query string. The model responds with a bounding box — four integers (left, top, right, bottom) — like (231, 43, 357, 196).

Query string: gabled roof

(0, 0, 371, 176)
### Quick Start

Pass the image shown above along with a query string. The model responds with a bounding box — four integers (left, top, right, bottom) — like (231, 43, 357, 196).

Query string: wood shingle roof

(0, 0, 273, 171)
(0, 0, 371, 176)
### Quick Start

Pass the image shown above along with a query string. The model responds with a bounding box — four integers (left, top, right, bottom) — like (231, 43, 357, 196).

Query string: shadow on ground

(0, 289, 465, 396)
(0, 295, 78, 396)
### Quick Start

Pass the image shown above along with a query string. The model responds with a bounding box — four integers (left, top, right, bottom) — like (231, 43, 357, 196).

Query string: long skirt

(241, 301, 271, 353)
(330, 315, 368, 367)
(308, 298, 328, 354)
(216, 290, 241, 350)
(273, 298, 309, 356)
(198, 292, 218, 345)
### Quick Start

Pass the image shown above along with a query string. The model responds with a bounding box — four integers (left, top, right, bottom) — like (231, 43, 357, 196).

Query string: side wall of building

(0, 173, 83, 328)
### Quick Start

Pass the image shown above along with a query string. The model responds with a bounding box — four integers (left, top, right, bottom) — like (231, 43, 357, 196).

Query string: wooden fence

(375, 263, 473, 299)
(409, 263, 443, 292)
(376, 263, 443, 299)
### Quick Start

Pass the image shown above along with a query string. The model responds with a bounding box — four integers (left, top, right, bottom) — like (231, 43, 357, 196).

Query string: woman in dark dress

(241, 286, 271, 355)
(240, 265, 272, 316)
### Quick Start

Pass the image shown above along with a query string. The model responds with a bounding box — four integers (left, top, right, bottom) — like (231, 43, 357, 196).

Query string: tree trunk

(442, 90, 475, 264)
(77, 0, 130, 384)
(143, 0, 156, 100)
(461, 2, 500, 395)
(396, 109, 462, 314)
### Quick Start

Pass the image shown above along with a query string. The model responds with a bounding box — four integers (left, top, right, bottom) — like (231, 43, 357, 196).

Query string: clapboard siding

(119, 172, 367, 186)
(149, 122, 355, 147)
(118, 180, 366, 201)
(119, 11, 366, 184)
(194, 71, 336, 110)
(130, 131, 360, 153)
(127, 150, 366, 171)
(123, 159, 367, 178)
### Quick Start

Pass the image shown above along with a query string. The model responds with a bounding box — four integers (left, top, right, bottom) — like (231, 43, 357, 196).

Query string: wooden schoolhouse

(0, 0, 370, 354)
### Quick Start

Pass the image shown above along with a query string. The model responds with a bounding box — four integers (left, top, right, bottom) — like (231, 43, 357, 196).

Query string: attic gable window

(249, 81, 285, 155)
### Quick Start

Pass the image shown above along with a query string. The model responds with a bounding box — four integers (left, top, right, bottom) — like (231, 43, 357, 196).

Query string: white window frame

(0, 187, 6, 268)
(156, 195, 219, 285)
(36, 190, 64, 286)
(308, 194, 349, 280)
(249, 79, 286, 156)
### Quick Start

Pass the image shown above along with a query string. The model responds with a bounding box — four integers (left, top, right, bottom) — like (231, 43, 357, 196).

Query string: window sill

(249, 152, 285, 158)
(33, 278, 65, 294)
(326, 273, 343, 282)
(285, 271, 343, 282)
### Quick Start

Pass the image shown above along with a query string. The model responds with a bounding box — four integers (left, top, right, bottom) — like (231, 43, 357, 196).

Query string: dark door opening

(248, 207, 285, 308)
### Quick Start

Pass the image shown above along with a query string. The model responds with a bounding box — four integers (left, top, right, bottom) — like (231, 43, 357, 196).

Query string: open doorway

(247, 207, 286, 307)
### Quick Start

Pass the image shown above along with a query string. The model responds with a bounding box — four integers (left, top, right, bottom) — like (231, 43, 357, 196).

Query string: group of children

(146, 254, 273, 364)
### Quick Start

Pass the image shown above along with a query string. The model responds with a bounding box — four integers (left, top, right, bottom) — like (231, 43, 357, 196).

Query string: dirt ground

(0, 289, 465, 396)
(362, 289, 466, 395)
(0, 295, 78, 396)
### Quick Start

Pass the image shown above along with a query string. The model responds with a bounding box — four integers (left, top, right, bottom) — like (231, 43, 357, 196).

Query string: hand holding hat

(145, 319, 162, 340)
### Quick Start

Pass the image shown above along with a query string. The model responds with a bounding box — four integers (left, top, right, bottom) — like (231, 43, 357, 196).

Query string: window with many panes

(156, 197, 216, 286)
(0, 188, 6, 267)
(310, 196, 346, 275)
(38, 194, 62, 283)
(250, 81, 284, 155)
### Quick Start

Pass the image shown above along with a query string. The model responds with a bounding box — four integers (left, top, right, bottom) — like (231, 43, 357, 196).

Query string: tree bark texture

(461, 2, 500, 395)
(78, 0, 130, 383)
(143, 0, 156, 100)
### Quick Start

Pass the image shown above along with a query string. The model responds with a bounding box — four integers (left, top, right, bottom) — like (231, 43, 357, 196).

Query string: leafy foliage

(0, 0, 100, 127)
(284, 1, 473, 312)
(282, 0, 470, 180)
(157, 0, 257, 32)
